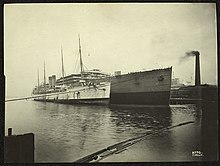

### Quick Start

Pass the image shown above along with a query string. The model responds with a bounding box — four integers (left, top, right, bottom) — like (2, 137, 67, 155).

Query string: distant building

(171, 78, 185, 88)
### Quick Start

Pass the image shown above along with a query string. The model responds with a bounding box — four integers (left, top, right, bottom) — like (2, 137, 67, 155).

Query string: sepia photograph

(3, 2, 218, 163)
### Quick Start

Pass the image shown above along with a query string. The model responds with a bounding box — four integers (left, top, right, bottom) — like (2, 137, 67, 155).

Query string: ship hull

(110, 91, 170, 106)
(34, 98, 109, 106)
(33, 83, 111, 106)
(109, 67, 172, 106)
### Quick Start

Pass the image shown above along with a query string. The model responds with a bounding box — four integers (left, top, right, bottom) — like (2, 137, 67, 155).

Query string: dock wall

(4, 130, 34, 163)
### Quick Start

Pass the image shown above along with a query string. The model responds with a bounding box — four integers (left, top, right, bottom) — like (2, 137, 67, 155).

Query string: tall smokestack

(192, 51, 201, 86)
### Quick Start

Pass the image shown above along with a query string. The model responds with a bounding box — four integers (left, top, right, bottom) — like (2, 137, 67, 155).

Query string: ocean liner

(32, 37, 172, 106)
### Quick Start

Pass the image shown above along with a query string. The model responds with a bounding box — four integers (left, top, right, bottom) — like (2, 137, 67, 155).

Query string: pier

(170, 84, 217, 105)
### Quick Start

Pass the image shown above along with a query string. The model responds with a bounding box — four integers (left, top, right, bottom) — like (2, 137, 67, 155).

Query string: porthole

(158, 75, 164, 81)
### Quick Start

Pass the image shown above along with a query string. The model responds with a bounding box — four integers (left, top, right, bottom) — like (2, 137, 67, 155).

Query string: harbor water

(5, 100, 204, 162)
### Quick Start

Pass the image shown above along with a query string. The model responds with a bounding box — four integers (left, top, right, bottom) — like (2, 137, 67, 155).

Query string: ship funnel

(51, 75, 56, 89)
(48, 76, 52, 89)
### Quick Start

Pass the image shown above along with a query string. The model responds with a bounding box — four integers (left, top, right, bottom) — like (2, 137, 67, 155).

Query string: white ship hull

(34, 83, 111, 105)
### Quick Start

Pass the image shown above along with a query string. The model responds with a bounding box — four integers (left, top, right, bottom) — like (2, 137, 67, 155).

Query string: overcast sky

(4, 3, 217, 98)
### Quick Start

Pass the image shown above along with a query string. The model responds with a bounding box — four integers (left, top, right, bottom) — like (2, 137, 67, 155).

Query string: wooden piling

(8, 128, 12, 136)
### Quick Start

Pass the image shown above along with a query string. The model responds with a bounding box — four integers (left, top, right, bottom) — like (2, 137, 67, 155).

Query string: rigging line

(76, 52, 81, 73)
(76, 62, 80, 74)
(85, 53, 96, 69)
(83, 64, 89, 71)
(74, 51, 79, 73)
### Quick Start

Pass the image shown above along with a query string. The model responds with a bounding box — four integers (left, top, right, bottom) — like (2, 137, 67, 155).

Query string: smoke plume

(179, 51, 200, 64)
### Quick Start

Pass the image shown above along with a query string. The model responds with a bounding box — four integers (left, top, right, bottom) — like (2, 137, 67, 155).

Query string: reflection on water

(5, 101, 202, 162)
(110, 107, 171, 136)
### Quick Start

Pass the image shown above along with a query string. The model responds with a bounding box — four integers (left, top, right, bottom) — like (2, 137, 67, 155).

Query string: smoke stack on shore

(185, 51, 201, 86)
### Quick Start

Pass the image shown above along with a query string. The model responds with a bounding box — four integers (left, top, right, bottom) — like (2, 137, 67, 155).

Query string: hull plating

(109, 67, 172, 106)
(109, 91, 170, 105)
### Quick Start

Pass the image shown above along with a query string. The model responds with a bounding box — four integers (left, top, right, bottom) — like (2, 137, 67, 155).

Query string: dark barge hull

(110, 91, 170, 106)
(109, 67, 172, 106)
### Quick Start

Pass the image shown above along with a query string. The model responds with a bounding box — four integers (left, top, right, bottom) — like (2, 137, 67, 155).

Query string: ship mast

(37, 68, 40, 93)
(78, 34, 84, 78)
(61, 45, 65, 86)
(43, 62, 46, 94)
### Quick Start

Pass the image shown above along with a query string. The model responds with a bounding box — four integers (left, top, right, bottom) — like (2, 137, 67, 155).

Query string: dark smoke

(179, 51, 200, 64)
(186, 51, 200, 57)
